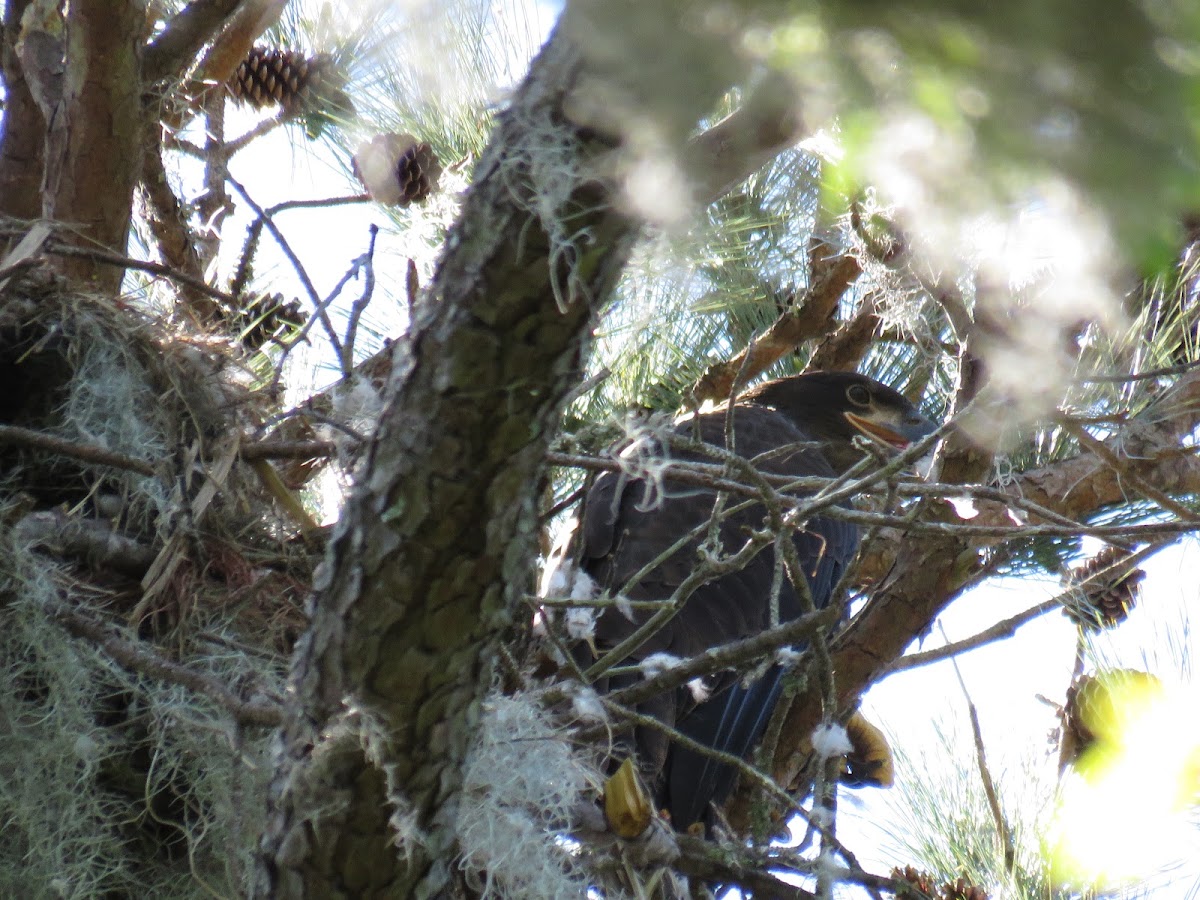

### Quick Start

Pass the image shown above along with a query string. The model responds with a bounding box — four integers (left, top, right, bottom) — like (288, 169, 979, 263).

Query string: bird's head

(741, 372, 937, 473)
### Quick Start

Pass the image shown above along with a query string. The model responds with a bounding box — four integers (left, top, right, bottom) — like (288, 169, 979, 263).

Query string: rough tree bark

(257, 13, 804, 897)
(41, 0, 143, 294)
(0, 0, 43, 223)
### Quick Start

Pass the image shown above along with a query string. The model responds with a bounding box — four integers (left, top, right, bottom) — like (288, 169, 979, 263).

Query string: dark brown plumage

(569, 371, 935, 830)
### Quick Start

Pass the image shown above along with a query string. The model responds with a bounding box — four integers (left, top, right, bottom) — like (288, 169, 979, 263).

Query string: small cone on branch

(228, 292, 304, 350)
(891, 866, 989, 900)
(353, 133, 443, 206)
(942, 876, 989, 900)
(892, 866, 936, 897)
(229, 46, 332, 111)
(1063, 546, 1144, 630)
(1058, 668, 1163, 775)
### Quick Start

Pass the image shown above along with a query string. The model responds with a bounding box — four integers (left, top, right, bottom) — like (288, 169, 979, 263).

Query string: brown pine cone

(1063, 546, 1144, 630)
(353, 133, 443, 206)
(229, 46, 332, 111)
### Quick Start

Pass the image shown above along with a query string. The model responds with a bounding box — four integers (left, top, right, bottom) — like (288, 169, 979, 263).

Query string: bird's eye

(846, 384, 871, 407)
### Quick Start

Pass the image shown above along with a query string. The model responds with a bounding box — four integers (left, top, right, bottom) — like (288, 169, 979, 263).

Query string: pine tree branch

(143, 0, 244, 85)
(38, 238, 237, 304)
(193, 0, 285, 86)
(241, 439, 339, 460)
(139, 126, 221, 319)
(14, 510, 157, 576)
(0, 423, 157, 476)
(44, 595, 285, 727)
(1057, 414, 1200, 524)
(807, 293, 881, 373)
(690, 250, 863, 403)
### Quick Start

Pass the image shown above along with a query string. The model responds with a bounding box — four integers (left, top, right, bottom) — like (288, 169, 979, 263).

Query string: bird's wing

(575, 404, 860, 827)
(579, 405, 833, 655)
(664, 511, 858, 828)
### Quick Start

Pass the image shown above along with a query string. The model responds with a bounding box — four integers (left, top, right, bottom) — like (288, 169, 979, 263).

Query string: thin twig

(227, 175, 342, 354)
(45, 598, 285, 727)
(882, 599, 1061, 676)
(265, 235, 386, 395)
(583, 526, 777, 682)
(882, 540, 1172, 676)
(38, 241, 236, 305)
(340, 224, 380, 376)
(941, 623, 1016, 874)
(263, 194, 374, 215)
(0, 423, 157, 476)
(605, 606, 839, 709)
(227, 111, 294, 155)
(551, 451, 1195, 539)
(534, 594, 667, 611)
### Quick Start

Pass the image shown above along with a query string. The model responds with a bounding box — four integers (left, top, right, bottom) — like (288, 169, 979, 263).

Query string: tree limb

(13, 510, 157, 576)
(691, 250, 863, 404)
(44, 594, 285, 727)
(256, 12, 828, 893)
(0, 422, 157, 476)
(143, 0, 243, 85)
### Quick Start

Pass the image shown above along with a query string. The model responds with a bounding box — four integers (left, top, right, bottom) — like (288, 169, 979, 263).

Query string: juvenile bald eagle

(568, 371, 935, 830)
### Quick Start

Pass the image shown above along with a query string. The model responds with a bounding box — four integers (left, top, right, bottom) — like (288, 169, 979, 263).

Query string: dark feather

(568, 372, 932, 830)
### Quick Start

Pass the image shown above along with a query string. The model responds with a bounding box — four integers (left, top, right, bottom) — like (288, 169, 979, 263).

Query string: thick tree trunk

(258, 27, 637, 899)
(0, 0, 43, 222)
(257, 10, 807, 896)
(42, 0, 142, 293)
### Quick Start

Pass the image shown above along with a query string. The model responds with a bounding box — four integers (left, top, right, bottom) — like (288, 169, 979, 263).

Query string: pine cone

(942, 876, 989, 900)
(229, 292, 304, 350)
(891, 867, 988, 900)
(1063, 546, 1144, 630)
(396, 141, 442, 203)
(1058, 668, 1163, 773)
(353, 133, 442, 206)
(892, 866, 936, 897)
(229, 46, 332, 111)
